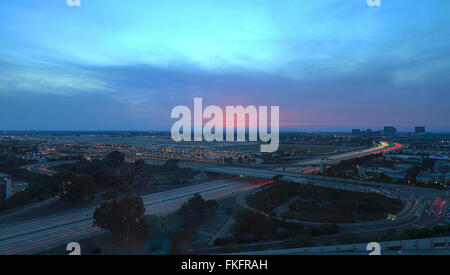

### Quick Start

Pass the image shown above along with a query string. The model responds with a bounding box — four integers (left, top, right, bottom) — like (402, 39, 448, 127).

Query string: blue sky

(1, 0, 449, 131)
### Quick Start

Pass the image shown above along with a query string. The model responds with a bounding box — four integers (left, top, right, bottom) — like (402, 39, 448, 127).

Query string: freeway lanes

(0, 179, 268, 255)
(275, 142, 402, 174)
(418, 197, 447, 227)
(293, 141, 393, 166)
(200, 164, 449, 228)
(199, 164, 447, 200)
(2, 141, 445, 254)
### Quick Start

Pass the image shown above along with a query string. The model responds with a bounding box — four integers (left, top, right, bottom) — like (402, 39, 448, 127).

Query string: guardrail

(232, 236, 450, 255)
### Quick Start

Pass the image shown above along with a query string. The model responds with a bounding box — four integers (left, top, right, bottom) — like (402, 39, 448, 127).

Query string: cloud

(0, 0, 449, 130)
(0, 58, 111, 96)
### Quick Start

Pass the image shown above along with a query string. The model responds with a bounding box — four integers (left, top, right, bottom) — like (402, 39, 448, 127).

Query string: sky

(0, 0, 449, 131)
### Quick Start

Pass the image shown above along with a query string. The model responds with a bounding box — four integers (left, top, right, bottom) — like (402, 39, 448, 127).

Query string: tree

(134, 159, 151, 188)
(206, 200, 219, 216)
(120, 162, 136, 186)
(135, 170, 151, 188)
(50, 172, 75, 198)
(65, 174, 95, 202)
(51, 173, 95, 202)
(232, 209, 276, 236)
(134, 159, 146, 169)
(177, 193, 209, 229)
(284, 234, 313, 249)
(107, 151, 125, 167)
(93, 195, 146, 241)
(164, 159, 180, 170)
(97, 172, 121, 189)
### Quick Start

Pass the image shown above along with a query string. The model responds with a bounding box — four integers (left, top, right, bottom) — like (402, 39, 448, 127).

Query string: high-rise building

(383, 126, 397, 136)
(352, 129, 361, 136)
(0, 173, 12, 200)
(359, 129, 373, 137)
(415, 126, 426, 135)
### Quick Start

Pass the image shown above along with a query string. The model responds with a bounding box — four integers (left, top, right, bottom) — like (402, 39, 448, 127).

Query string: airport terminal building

(0, 173, 12, 200)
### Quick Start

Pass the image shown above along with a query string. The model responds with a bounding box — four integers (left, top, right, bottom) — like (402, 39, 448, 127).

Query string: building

(12, 145, 38, 154)
(416, 171, 450, 185)
(415, 126, 426, 135)
(352, 129, 361, 137)
(0, 173, 12, 200)
(378, 167, 408, 180)
(383, 126, 397, 136)
(11, 181, 29, 195)
(363, 129, 373, 137)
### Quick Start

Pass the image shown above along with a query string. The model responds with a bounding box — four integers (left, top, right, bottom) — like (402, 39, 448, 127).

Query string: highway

(183, 141, 446, 231)
(274, 142, 402, 173)
(201, 164, 447, 202)
(196, 165, 448, 228)
(293, 141, 395, 166)
(0, 179, 269, 255)
(2, 141, 447, 254)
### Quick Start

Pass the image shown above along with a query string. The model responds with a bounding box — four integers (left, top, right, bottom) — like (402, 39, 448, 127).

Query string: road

(3, 141, 446, 254)
(22, 160, 77, 176)
(196, 165, 448, 227)
(0, 179, 269, 255)
(293, 141, 395, 166)
(274, 142, 402, 173)
(200, 164, 447, 201)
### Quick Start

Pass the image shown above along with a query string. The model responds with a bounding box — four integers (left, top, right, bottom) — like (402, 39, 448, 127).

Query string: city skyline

(0, 126, 444, 133)
(1, 0, 450, 131)
(1, 0, 449, 258)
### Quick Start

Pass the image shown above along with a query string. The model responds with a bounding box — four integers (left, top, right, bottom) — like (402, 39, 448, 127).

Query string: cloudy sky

(0, 0, 449, 131)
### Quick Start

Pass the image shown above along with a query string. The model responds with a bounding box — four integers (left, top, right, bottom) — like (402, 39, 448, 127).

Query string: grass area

(213, 209, 339, 249)
(247, 182, 402, 223)
(225, 144, 348, 154)
(278, 144, 347, 154)
(221, 144, 261, 152)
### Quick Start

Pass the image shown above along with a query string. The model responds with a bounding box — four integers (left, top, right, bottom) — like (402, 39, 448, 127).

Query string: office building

(0, 173, 12, 200)
(352, 129, 361, 136)
(415, 126, 426, 135)
(383, 126, 397, 136)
